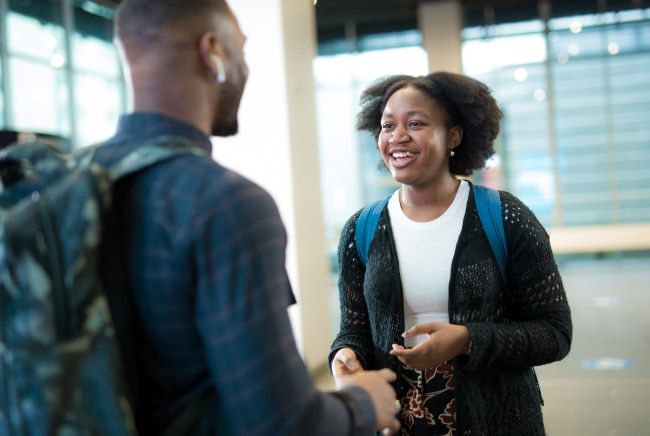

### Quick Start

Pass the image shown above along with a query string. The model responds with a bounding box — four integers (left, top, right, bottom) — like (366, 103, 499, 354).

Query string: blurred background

(0, 0, 648, 434)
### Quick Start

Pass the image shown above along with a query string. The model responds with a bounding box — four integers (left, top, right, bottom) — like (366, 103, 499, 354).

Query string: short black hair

(115, 0, 230, 39)
(356, 71, 503, 176)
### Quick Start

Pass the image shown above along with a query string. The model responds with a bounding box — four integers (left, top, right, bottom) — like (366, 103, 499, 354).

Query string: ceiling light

(533, 89, 546, 102)
(570, 21, 582, 33)
(513, 67, 528, 82)
(608, 41, 620, 55)
(43, 34, 58, 50)
(50, 53, 65, 68)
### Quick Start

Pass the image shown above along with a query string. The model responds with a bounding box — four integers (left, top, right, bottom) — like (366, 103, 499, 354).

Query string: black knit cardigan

(330, 186, 572, 435)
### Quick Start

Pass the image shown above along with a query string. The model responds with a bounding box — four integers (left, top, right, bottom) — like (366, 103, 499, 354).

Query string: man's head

(115, 0, 248, 136)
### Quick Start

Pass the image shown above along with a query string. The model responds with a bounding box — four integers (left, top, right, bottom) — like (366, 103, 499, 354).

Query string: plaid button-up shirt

(94, 112, 374, 435)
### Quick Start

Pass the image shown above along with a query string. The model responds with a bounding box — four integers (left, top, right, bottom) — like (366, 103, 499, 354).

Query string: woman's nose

(389, 125, 409, 143)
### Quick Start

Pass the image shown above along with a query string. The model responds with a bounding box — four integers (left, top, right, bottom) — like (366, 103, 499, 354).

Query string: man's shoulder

(181, 157, 272, 201)
(160, 155, 280, 222)
(150, 152, 279, 221)
(209, 168, 279, 217)
(96, 137, 275, 210)
(191, 166, 285, 247)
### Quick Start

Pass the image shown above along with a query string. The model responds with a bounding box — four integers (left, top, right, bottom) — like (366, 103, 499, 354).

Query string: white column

(213, 0, 331, 371)
(418, 0, 463, 73)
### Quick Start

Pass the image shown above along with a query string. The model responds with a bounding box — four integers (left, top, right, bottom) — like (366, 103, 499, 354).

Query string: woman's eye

(381, 123, 394, 130)
(409, 121, 423, 127)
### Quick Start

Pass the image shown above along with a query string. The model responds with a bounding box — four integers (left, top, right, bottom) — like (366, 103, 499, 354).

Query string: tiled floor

(315, 255, 650, 435)
(537, 256, 650, 436)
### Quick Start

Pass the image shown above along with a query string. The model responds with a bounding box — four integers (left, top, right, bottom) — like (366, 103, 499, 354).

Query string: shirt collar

(114, 112, 213, 153)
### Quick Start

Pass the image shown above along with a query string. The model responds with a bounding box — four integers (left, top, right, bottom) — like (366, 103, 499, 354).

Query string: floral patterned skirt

(398, 361, 456, 436)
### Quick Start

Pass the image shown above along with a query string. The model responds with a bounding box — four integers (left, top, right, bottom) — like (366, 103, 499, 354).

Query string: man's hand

(389, 322, 469, 370)
(331, 348, 363, 388)
(339, 369, 400, 435)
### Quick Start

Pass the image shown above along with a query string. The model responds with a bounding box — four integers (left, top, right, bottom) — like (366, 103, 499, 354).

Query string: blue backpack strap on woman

(473, 185, 508, 284)
(355, 185, 508, 284)
(355, 194, 391, 265)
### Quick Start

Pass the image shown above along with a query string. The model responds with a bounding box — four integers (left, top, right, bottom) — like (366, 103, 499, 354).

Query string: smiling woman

(378, 88, 461, 195)
(357, 72, 501, 177)
(329, 71, 573, 436)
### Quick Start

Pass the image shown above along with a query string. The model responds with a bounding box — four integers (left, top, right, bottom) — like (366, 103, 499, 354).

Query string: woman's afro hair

(356, 71, 503, 176)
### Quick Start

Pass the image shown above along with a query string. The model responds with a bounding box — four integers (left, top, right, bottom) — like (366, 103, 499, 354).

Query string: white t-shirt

(387, 180, 469, 347)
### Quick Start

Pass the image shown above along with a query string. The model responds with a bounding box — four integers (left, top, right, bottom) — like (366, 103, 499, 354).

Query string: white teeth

(392, 151, 415, 158)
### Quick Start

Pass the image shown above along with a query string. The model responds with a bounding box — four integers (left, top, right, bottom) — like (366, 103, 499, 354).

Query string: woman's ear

(449, 125, 463, 149)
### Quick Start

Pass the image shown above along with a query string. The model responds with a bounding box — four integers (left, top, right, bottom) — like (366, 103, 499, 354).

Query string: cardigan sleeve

(329, 211, 377, 371)
(462, 191, 572, 371)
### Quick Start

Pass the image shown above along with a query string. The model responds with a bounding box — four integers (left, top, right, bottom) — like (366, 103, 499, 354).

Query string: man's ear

(199, 31, 227, 83)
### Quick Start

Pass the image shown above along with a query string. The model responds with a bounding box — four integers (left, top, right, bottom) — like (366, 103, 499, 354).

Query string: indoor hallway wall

(212, 0, 332, 371)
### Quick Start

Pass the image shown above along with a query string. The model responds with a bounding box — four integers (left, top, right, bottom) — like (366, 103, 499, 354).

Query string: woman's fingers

(390, 342, 434, 370)
(402, 321, 442, 337)
(339, 351, 359, 371)
(332, 348, 363, 386)
(335, 348, 360, 370)
(389, 344, 416, 366)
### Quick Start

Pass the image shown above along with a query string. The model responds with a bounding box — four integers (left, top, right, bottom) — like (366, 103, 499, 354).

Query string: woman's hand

(389, 322, 469, 370)
(331, 347, 364, 387)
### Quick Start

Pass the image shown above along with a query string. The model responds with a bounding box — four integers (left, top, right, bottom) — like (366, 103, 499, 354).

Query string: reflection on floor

(315, 256, 650, 435)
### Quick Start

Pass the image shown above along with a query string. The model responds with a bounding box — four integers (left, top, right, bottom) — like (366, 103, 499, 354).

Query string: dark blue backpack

(355, 184, 508, 284)
(0, 137, 209, 435)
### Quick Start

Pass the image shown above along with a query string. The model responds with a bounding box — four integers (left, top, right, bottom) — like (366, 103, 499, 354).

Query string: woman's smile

(388, 148, 420, 168)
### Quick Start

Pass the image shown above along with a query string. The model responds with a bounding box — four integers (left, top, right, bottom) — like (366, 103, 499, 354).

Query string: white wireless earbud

(211, 55, 227, 84)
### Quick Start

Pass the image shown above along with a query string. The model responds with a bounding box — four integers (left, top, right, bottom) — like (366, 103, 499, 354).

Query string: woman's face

(378, 86, 460, 188)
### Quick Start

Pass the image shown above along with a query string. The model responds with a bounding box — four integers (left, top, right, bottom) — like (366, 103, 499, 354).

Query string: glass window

(462, 33, 546, 76)
(470, 62, 555, 226)
(462, 8, 650, 228)
(0, 61, 4, 129)
(462, 19, 545, 39)
(1, 2, 125, 148)
(7, 12, 65, 62)
(5, 4, 70, 139)
(73, 33, 120, 77)
(71, 2, 123, 147)
(9, 56, 69, 135)
(75, 72, 122, 146)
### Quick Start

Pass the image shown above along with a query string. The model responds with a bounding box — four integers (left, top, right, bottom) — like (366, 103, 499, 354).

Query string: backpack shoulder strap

(355, 194, 391, 265)
(108, 135, 209, 181)
(473, 184, 508, 284)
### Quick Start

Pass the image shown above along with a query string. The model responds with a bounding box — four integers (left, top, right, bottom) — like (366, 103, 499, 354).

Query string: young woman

(330, 72, 572, 435)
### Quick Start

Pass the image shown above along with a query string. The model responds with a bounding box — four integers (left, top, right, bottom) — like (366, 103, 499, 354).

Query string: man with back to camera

(94, 0, 401, 434)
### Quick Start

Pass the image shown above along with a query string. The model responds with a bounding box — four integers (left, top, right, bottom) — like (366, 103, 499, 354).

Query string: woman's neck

(399, 177, 461, 222)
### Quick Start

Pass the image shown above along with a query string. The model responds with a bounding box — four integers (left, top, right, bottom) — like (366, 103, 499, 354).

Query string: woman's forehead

(383, 87, 443, 115)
